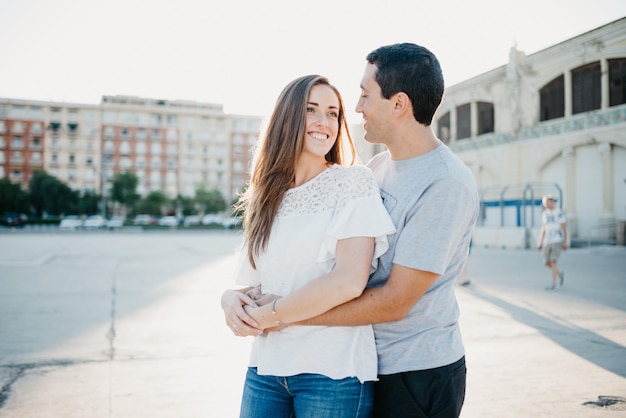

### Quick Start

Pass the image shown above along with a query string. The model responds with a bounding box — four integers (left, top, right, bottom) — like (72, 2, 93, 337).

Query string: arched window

(609, 58, 626, 107)
(456, 104, 471, 140)
(477, 102, 494, 135)
(437, 112, 450, 144)
(540, 75, 564, 121)
(572, 61, 601, 114)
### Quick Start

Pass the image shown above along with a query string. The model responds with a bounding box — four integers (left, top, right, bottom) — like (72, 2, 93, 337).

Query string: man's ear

(392, 92, 411, 116)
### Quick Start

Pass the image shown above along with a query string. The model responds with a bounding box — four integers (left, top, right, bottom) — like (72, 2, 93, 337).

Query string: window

(104, 126, 115, 139)
(12, 122, 24, 134)
(12, 136, 23, 148)
(572, 62, 601, 114)
(477, 102, 494, 135)
(51, 154, 58, 163)
(103, 111, 116, 124)
(0, 121, 5, 133)
(31, 123, 43, 134)
(11, 151, 23, 163)
(68, 109, 79, 122)
(86, 156, 93, 165)
(150, 114, 161, 126)
(30, 107, 43, 120)
(609, 58, 626, 107)
(31, 137, 41, 149)
(120, 141, 131, 154)
(437, 112, 450, 144)
(456, 104, 471, 140)
(10, 106, 26, 118)
(69, 154, 75, 164)
(31, 152, 41, 163)
(540, 75, 565, 121)
(51, 108, 62, 122)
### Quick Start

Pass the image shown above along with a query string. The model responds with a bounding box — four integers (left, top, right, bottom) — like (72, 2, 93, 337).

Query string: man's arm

(561, 222, 568, 250)
(537, 225, 545, 249)
(300, 264, 439, 326)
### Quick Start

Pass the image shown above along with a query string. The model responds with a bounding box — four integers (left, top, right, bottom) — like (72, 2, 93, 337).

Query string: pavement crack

(106, 261, 120, 361)
(106, 261, 120, 418)
(0, 360, 87, 409)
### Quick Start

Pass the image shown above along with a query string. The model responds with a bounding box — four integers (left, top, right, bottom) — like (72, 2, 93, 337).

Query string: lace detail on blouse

(277, 165, 376, 218)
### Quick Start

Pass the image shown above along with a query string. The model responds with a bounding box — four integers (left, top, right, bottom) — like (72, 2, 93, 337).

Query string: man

(537, 194, 568, 290)
(225, 43, 479, 417)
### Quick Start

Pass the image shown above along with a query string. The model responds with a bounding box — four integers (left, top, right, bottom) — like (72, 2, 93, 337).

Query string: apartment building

(0, 95, 261, 203)
(432, 17, 626, 244)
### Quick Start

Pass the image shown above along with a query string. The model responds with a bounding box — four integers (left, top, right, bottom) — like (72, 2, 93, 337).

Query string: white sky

(1, 0, 625, 124)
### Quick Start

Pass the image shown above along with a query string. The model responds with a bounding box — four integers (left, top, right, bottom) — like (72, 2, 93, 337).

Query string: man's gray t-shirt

(367, 145, 479, 375)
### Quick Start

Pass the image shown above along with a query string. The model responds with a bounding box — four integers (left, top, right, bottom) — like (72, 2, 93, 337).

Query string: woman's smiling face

(302, 84, 339, 159)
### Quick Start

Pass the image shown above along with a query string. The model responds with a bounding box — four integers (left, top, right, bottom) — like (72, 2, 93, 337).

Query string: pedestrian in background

(537, 194, 568, 290)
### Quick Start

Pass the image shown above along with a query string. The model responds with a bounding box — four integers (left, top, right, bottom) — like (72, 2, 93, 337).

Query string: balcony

(48, 122, 62, 134)
(68, 123, 79, 136)
(9, 172, 23, 181)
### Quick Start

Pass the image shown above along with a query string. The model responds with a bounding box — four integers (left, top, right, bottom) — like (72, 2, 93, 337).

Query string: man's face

(355, 63, 394, 144)
(543, 198, 555, 209)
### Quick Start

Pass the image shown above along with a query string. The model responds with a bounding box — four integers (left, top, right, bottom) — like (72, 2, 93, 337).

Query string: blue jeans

(240, 367, 374, 418)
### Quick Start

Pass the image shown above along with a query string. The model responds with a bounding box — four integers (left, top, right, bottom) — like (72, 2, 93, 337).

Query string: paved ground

(0, 229, 625, 417)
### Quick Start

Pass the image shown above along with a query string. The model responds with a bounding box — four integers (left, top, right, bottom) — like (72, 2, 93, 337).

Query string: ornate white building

(435, 17, 626, 246)
(356, 17, 626, 247)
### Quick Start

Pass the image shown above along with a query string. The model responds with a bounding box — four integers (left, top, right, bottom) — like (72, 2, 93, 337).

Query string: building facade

(432, 17, 626, 244)
(0, 95, 261, 204)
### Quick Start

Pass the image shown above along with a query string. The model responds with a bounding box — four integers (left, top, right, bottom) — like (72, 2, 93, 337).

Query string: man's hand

(221, 289, 263, 337)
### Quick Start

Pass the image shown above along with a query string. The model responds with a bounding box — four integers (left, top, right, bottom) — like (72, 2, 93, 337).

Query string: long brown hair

(238, 75, 356, 267)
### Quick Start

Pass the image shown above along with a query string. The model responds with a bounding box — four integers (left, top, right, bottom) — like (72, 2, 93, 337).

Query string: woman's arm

(244, 236, 375, 330)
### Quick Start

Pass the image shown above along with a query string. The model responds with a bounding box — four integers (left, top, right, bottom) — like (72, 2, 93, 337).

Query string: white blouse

(234, 164, 396, 383)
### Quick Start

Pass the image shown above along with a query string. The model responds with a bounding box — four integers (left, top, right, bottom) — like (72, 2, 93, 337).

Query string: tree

(110, 171, 139, 217)
(29, 171, 79, 217)
(78, 190, 101, 216)
(194, 188, 227, 214)
(173, 194, 195, 216)
(0, 178, 29, 215)
(135, 190, 168, 216)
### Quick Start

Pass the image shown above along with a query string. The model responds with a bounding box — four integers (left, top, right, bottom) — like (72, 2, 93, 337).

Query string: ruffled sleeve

(317, 166, 396, 273)
(232, 244, 260, 286)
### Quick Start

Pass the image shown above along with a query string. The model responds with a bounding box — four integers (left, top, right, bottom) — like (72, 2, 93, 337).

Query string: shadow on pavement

(467, 286, 626, 379)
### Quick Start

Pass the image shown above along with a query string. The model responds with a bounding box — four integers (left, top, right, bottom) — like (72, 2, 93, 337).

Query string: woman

(221, 75, 395, 418)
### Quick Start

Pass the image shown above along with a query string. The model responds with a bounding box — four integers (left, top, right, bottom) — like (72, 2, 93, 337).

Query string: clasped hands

(221, 285, 282, 337)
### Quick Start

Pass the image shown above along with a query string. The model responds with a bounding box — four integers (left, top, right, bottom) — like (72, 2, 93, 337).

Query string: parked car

(59, 215, 83, 230)
(133, 214, 152, 225)
(83, 215, 105, 229)
(183, 215, 201, 227)
(158, 216, 179, 227)
(105, 217, 125, 230)
(221, 217, 242, 229)
(1, 212, 27, 227)
(201, 214, 223, 225)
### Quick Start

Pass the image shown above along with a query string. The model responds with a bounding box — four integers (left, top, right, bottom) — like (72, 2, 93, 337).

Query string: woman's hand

(221, 289, 264, 337)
